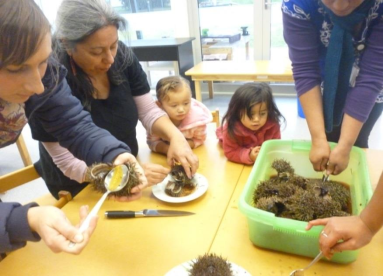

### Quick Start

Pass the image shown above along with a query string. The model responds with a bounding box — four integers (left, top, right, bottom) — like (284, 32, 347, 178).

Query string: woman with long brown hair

(0, 0, 146, 255)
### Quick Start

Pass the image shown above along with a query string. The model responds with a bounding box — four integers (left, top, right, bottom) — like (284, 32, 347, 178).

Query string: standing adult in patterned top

(283, 0, 383, 175)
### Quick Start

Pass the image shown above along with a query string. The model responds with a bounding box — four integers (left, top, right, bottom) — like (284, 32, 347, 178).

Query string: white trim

(187, 0, 202, 65)
(253, 0, 272, 60)
(253, 1, 264, 60)
(262, 0, 272, 60)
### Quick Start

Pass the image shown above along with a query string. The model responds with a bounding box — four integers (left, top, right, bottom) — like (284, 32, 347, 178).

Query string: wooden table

(1, 136, 382, 275)
(0, 127, 245, 276)
(210, 149, 383, 276)
(130, 38, 196, 96)
(185, 60, 294, 101)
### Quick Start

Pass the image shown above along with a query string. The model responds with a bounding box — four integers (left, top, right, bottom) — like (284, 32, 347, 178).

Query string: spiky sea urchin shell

(165, 163, 196, 197)
(252, 159, 351, 222)
(256, 196, 285, 215)
(189, 253, 233, 276)
(322, 181, 350, 211)
(253, 179, 297, 203)
(88, 162, 140, 197)
(272, 159, 294, 178)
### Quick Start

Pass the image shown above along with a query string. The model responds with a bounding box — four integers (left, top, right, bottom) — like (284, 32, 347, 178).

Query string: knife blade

(104, 209, 195, 219)
(321, 171, 330, 184)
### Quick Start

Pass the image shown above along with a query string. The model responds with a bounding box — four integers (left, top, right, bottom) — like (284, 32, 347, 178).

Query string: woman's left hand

(167, 135, 199, 179)
(327, 144, 351, 175)
(111, 152, 148, 202)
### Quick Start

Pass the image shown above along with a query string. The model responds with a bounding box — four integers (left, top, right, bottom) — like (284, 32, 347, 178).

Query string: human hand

(249, 146, 261, 162)
(112, 152, 148, 201)
(167, 135, 199, 178)
(27, 205, 98, 254)
(326, 144, 351, 175)
(306, 216, 374, 259)
(142, 163, 170, 186)
(310, 138, 331, 172)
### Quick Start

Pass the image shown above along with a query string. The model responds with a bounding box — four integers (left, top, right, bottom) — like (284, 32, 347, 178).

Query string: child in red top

(216, 83, 285, 164)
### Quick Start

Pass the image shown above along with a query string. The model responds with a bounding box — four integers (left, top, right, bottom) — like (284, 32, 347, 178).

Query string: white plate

(165, 259, 251, 276)
(152, 173, 208, 203)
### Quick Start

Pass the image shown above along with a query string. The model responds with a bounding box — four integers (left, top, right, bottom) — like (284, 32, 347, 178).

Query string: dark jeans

(326, 102, 383, 148)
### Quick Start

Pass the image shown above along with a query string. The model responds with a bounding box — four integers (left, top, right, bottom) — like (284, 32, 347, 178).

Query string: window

(108, 0, 171, 14)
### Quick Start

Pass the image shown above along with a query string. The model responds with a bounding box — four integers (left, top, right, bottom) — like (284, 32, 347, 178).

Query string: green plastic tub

(238, 140, 372, 264)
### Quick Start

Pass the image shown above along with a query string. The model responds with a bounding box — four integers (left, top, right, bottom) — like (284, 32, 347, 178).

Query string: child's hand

(186, 138, 195, 149)
(142, 163, 170, 186)
(249, 146, 261, 162)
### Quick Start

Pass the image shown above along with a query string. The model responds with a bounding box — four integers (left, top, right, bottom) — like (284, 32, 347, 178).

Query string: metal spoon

(69, 164, 129, 247)
(289, 252, 324, 276)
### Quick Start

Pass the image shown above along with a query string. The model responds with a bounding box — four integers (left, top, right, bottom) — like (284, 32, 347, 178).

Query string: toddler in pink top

(147, 76, 212, 154)
(216, 83, 285, 165)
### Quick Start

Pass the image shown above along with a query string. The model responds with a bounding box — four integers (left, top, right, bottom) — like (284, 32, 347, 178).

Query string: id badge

(349, 63, 360, 88)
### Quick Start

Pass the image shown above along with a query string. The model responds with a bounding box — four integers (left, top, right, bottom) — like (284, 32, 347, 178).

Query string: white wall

(35, 0, 63, 29)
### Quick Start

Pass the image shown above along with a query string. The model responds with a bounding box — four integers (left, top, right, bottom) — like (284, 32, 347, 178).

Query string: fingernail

(74, 234, 84, 243)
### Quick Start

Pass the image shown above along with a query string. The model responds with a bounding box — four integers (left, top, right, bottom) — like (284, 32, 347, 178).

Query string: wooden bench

(185, 60, 294, 101)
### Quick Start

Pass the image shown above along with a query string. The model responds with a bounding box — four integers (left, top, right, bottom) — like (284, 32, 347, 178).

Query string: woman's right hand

(310, 138, 331, 172)
(306, 216, 374, 259)
(167, 134, 199, 179)
(27, 205, 98, 254)
(142, 163, 170, 186)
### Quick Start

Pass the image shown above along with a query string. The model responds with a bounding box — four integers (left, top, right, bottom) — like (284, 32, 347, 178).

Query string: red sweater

(216, 119, 281, 165)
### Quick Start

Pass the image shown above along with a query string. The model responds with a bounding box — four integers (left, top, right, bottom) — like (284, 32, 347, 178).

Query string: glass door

(268, 0, 289, 60)
(196, 0, 288, 61)
(198, 0, 254, 62)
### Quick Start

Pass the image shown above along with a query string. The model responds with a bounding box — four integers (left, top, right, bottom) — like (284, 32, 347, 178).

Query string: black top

(34, 42, 150, 199)
(88, 43, 150, 156)
(27, 57, 130, 163)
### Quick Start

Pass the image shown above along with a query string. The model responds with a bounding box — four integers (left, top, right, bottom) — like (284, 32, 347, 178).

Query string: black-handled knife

(105, 209, 195, 218)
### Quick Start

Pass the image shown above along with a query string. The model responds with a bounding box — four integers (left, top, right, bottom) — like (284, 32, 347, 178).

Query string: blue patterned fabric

(321, 0, 375, 132)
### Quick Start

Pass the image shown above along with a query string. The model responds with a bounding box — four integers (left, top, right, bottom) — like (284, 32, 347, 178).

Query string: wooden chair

(16, 134, 32, 166)
(0, 165, 72, 209)
(141, 61, 179, 87)
(202, 47, 233, 61)
(211, 109, 220, 127)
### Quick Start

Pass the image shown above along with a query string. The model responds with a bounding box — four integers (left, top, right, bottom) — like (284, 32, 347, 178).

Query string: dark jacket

(27, 59, 130, 164)
(0, 59, 130, 253)
(0, 203, 40, 254)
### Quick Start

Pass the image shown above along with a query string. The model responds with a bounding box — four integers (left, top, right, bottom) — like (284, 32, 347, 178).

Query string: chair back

(16, 134, 32, 166)
(211, 109, 220, 127)
(0, 165, 72, 208)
